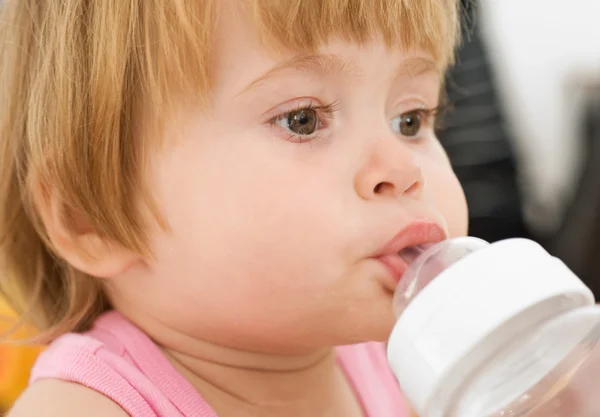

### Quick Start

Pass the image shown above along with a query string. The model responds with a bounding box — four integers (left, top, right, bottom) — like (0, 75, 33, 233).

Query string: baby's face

(116, 10, 467, 352)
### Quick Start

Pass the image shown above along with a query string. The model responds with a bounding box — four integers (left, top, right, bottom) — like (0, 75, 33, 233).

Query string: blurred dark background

(438, 0, 600, 294)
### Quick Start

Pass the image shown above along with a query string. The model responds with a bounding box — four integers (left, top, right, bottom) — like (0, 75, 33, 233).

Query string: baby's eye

(275, 108, 318, 136)
(391, 110, 423, 137)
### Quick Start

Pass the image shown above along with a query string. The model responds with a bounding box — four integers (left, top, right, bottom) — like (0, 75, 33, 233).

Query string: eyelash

(393, 103, 452, 139)
(427, 104, 450, 129)
(430, 102, 452, 131)
(268, 101, 447, 144)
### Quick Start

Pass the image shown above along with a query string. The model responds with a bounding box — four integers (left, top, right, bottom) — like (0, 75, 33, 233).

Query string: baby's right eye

(274, 108, 319, 136)
(268, 101, 338, 143)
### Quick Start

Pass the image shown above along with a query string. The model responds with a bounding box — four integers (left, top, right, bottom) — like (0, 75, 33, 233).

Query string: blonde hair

(0, 0, 460, 341)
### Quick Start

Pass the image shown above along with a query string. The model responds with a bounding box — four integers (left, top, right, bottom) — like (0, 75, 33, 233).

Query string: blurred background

(439, 0, 600, 292)
(1, 0, 600, 411)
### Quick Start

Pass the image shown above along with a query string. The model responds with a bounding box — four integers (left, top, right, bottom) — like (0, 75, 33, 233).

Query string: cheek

(424, 154, 468, 238)
(442, 173, 469, 238)
(149, 138, 354, 312)
(144, 144, 374, 350)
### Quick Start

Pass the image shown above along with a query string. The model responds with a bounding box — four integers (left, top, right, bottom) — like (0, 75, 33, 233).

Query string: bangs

(135, 0, 460, 112)
(250, 0, 460, 70)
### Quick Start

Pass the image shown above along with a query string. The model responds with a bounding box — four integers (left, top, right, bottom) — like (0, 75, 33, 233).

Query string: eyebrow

(397, 57, 442, 79)
(238, 54, 441, 96)
(239, 54, 359, 95)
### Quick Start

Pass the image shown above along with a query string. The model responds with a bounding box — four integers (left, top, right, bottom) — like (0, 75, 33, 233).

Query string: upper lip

(374, 220, 447, 257)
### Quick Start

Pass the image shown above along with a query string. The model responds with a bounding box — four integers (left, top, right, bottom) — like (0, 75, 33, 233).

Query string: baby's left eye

(390, 110, 424, 137)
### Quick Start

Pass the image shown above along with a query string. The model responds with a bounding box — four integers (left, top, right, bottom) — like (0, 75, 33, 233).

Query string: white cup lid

(387, 238, 595, 416)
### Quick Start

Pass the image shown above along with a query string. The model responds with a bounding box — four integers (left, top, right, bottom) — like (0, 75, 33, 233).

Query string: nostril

(374, 182, 393, 195)
(373, 180, 420, 196)
(405, 181, 421, 195)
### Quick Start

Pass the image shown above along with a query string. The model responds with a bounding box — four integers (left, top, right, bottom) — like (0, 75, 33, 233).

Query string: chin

(370, 320, 397, 343)
(339, 311, 397, 345)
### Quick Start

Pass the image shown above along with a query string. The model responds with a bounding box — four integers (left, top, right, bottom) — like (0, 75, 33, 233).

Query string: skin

(10, 4, 468, 417)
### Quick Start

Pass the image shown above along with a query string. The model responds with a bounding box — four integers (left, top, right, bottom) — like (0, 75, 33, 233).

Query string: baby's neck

(165, 346, 360, 417)
(134, 317, 364, 417)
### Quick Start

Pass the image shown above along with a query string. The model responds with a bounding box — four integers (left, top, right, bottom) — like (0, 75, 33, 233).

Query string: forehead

(212, 44, 438, 109)
(236, 53, 441, 98)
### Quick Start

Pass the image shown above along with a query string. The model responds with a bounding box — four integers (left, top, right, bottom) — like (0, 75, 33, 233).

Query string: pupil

(401, 111, 421, 136)
(288, 109, 317, 135)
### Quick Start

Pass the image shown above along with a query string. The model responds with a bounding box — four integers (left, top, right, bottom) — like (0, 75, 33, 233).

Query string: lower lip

(376, 254, 409, 286)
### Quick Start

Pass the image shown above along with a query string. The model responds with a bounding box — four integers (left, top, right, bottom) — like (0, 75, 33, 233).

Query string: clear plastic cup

(388, 237, 600, 417)
(392, 237, 489, 318)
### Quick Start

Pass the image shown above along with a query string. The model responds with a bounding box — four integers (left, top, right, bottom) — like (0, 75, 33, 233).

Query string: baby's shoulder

(28, 314, 139, 391)
(21, 312, 168, 416)
(28, 329, 132, 386)
(7, 378, 129, 417)
(9, 315, 133, 416)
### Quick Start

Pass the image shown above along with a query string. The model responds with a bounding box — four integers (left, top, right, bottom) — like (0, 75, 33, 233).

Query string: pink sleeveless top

(30, 312, 410, 416)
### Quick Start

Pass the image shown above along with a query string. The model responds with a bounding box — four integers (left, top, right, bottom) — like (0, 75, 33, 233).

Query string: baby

(0, 0, 467, 416)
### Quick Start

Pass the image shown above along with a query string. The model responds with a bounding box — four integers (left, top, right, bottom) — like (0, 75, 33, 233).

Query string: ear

(36, 187, 142, 279)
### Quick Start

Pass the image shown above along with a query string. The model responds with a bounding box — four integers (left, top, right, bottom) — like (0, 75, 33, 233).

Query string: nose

(354, 138, 424, 200)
